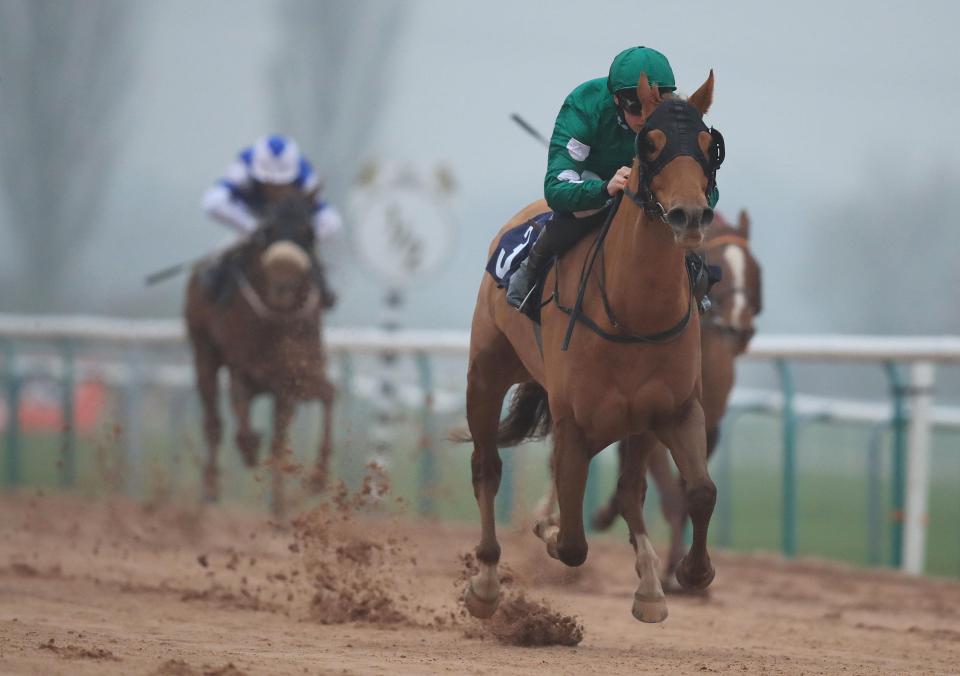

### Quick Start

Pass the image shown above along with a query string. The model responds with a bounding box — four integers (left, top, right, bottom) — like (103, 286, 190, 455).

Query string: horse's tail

(451, 381, 552, 446)
(497, 381, 551, 446)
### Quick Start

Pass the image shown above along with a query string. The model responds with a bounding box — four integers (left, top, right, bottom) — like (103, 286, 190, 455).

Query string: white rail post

(901, 361, 935, 575)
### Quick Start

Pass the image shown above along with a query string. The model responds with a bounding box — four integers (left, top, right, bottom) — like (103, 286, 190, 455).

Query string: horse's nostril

(700, 208, 714, 227)
(667, 208, 688, 229)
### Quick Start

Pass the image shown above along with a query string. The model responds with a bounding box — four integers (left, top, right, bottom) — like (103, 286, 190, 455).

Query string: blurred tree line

(0, 0, 403, 312)
(0, 0, 136, 311)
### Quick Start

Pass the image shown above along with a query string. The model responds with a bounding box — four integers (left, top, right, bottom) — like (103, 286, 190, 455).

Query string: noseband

(622, 99, 725, 220)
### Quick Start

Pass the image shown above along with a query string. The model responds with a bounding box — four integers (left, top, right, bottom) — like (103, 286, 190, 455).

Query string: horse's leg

(590, 439, 627, 531)
(463, 346, 518, 619)
(706, 425, 720, 459)
(229, 375, 260, 468)
(534, 417, 589, 567)
(647, 441, 687, 588)
(656, 399, 717, 591)
(310, 378, 335, 491)
(617, 433, 668, 622)
(531, 449, 557, 523)
(190, 329, 222, 503)
(269, 397, 296, 522)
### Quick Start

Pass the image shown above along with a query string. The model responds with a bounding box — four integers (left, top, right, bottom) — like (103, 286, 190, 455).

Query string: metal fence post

(866, 421, 886, 566)
(3, 340, 21, 488)
(122, 348, 145, 497)
(495, 392, 515, 525)
(884, 361, 907, 568)
(715, 408, 743, 548)
(335, 351, 356, 485)
(902, 361, 935, 575)
(58, 340, 77, 488)
(776, 358, 797, 558)
(583, 451, 602, 533)
(415, 352, 437, 516)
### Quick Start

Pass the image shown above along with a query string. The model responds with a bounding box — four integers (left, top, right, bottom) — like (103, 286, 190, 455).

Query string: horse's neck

(599, 204, 688, 329)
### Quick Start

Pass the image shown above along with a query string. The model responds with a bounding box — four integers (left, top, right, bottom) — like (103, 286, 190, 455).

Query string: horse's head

(704, 209, 762, 352)
(633, 71, 724, 248)
(260, 240, 313, 312)
(253, 194, 317, 312)
(257, 193, 316, 251)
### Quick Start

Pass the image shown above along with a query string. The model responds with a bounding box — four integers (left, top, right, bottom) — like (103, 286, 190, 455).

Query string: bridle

(554, 99, 726, 351)
(622, 99, 725, 221)
(235, 195, 322, 323)
(236, 267, 321, 322)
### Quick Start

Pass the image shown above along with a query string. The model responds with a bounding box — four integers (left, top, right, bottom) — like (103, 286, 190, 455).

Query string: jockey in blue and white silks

(202, 134, 343, 239)
(200, 134, 340, 307)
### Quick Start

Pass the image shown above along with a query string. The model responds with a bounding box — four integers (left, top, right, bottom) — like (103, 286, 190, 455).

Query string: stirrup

(514, 284, 539, 311)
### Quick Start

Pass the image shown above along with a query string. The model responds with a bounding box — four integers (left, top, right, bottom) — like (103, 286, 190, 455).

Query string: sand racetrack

(2, 487, 959, 676)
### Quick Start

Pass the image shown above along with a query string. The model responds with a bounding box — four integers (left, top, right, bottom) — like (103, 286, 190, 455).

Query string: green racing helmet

(607, 46, 677, 96)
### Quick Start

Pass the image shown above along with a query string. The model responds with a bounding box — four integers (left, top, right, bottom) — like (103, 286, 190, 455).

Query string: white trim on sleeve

(566, 138, 591, 162)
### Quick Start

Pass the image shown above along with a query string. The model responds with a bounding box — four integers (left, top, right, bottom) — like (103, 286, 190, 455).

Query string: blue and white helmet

(249, 134, 303, 185)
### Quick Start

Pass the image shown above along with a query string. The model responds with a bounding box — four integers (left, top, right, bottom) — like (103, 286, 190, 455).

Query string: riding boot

(505, 232, 555, 309)
(505, 209, 608, 310)
(685, 251, 721, 314)
(203, 253, 239, 305)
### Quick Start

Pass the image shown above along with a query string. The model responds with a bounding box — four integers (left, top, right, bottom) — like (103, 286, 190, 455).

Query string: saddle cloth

(484, 211, 551, 288)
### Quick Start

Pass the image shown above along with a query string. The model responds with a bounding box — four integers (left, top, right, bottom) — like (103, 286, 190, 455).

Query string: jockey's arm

(313, 203, 342, 239)
(203, 159, 258, 234)
(202, 184, 257, 234)
(299, 164, 342, 240)
(543, 101, 610, 213)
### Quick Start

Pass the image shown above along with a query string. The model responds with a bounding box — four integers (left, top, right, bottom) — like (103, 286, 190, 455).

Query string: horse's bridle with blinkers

(556, 99, 727, 351)
(622, 99, 725, 221)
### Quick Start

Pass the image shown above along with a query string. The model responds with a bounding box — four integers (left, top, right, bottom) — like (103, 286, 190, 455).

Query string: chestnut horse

(590, 209, 763, 586)
(464, 72, 723, 623)
(184, 194, 335, 518)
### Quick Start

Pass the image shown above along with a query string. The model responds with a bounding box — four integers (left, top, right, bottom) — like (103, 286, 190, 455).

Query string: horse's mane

(263, 194, 314, 230)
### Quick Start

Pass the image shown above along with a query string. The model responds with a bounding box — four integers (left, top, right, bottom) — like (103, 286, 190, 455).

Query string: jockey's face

(615, 94, 645, 133)
(259, 181, 300, 204)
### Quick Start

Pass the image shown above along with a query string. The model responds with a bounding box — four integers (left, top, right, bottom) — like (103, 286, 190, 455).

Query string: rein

(548, 98, 724, 351)
(552, 193, 695, 351)
(236, 270, 321, 322)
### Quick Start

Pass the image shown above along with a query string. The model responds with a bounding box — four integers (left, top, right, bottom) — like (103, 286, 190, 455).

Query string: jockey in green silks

(506, 46, 720, 309)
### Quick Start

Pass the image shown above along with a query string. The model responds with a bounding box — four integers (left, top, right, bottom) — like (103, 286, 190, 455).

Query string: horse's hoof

(675, 557, 715, 591)
(463, 584, 499, 619)
(590, 505, 618, 532)
(632, 593, 668, 623)
(236, 431, 262, 467)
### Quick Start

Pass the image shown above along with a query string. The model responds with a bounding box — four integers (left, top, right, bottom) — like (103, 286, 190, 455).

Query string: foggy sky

(1, 0, 959, 340)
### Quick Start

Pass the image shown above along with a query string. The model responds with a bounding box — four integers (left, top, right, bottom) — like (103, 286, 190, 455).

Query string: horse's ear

(737, 209, 751, 238)
(636, 72, 660, 119)
(688, 69, 715, 116)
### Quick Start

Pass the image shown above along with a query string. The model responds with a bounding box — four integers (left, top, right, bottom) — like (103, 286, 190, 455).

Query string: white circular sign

(350, 179, 455, 286)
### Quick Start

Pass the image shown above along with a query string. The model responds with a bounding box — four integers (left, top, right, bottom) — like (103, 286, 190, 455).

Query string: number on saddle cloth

(485, 212, 553, 289)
